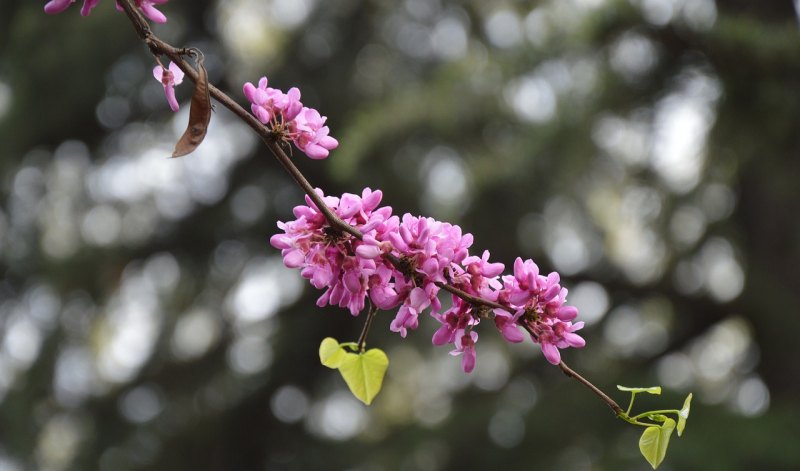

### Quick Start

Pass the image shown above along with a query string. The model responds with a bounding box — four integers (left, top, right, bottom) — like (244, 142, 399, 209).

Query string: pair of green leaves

(617, 386, 693, 469)
(319, 337, 389, 405)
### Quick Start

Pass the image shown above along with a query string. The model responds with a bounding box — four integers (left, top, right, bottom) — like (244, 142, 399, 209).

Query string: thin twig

(436, 281, 511, 313)
(265, 139, 363, 240)
(357, 303, 379, 352)
(559, 361, 624, 415)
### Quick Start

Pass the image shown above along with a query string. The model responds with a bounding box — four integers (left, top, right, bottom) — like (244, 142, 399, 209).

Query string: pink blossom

(281, 87, 303, 121)
(500, 257, 542, 305)
(291, 108, 339, 159)
(152, 62, 184, 112)
(44, 0, 75, 15)
(458, 250, 503, 300)
(386, 214, 473, 296)
(271, 188, 402, 316)
(463, 250, 505, 278)
(390, 287, 430, 337)
(46, 0, 168, 22)
(431, 313, 459, 346)
(450, 329, 478, 373)
(535, 321, 585, 365)
(494, 256, 585, 363)
(44, 0, 99, 15)
(432, 296, 474, 346)
(243, 76, 339, 159)
(494, 310, 524, 343)
(367, 265, 400, 309)
(541, 341, 561, 365)
(133, 0, 168, 23)
(243, 77, 285, 124)
(355, 234, 392, 260)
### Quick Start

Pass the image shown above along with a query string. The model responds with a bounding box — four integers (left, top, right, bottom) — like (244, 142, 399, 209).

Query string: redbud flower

(271, 188, 400, 316)
(243, 76, 339, 159)
(291, 108, 339, 159)
(133, 0, 168, 23)
(390, 287, 430, 337)
(536, 320, 585, 365)
(280, 87, 303, 121)
(432, 296, 474, 346)
(243, 77, 283, 123)
(451, 329, 478, 373)
(44, 0, 75, 15)
(494, 310, 525, 343)
(152, 62, 184, 112)
(498, 257, 585, 364)
(44, 0, 99, 15)
(45, 0, 168, 22)
(460, 250, 504, 300)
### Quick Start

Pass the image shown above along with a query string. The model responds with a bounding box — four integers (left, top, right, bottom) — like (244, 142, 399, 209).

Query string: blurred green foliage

(1, 0, 800, 470)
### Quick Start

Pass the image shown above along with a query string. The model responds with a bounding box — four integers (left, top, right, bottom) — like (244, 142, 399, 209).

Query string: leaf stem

(338, 342, 359, 352)
(626, 393, 636, 416)
(617, 414, 659, 427)
(631, 409, 681, 421)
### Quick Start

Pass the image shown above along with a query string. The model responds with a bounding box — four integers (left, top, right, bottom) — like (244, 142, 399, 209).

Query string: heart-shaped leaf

(617, 385, 662, 395)
(319, 337, 347, 369)
(639, 418, 676, 469)
(338, 348, 389, 405)
(677, 393, 693, 437)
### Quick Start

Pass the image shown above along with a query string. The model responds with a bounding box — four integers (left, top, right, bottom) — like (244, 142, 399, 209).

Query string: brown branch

(266, 140, 363, 240)
(116, 0, 622, 418)
(435, 282, 510, 312)
(559, 361, 624, 415)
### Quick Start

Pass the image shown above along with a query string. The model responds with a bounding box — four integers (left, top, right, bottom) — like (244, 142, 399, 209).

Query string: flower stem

(357, 303, 379, 353)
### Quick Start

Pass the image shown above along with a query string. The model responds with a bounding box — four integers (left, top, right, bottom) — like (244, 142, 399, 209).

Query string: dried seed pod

(172, 54, 211, 157)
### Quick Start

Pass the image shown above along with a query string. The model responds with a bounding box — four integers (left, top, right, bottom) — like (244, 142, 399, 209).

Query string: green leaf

(639, 418, 676, 469)
(338, 348, 389, 405)
(617, 385, 662, 395)
(677, 393, 693, 437)
(319, 337, 347, 369)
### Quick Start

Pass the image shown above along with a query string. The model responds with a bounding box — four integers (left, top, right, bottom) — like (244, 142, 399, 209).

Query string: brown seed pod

(172, 53, 211, 158)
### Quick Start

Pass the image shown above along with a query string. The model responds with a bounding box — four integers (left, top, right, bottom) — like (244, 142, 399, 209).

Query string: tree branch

(116, 0, 622, 417)
(559, 361, 624, 415)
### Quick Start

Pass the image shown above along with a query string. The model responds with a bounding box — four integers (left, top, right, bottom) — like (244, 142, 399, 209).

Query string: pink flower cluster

(271, 188, 585, 373)
(44, 0, 169, 23)
(152, 62, 184, 112)
(243, 77, 339, 159)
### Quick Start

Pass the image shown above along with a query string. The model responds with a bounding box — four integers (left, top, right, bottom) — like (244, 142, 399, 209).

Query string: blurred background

(1, 0, 799, 469)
